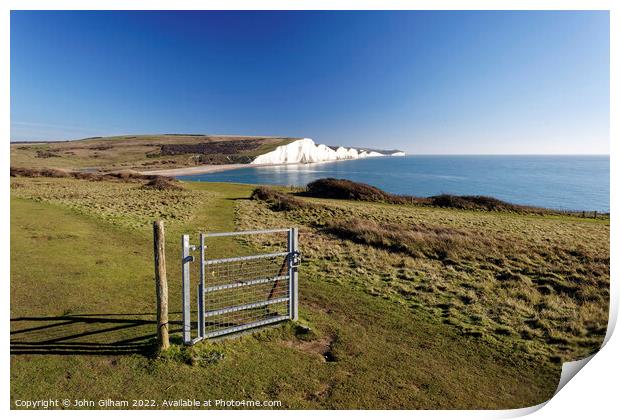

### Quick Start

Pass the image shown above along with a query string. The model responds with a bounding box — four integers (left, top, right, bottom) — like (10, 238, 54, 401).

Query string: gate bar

(204, 315, 290, 339)
(203, 251, 289, 265)
(204, 275, 288, 293)
(288, 227, 299, 321)
(182, 234, 192, 345)
(198, 233, 206, 339)
(203, 228, 290, 238)
(204, 296, 289, 318)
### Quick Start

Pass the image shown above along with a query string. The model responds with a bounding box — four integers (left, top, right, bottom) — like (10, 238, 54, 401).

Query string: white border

(2, 1, 616, 419)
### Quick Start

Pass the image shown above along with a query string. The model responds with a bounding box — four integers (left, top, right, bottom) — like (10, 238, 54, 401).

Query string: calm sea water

(178, 155, 610, 211)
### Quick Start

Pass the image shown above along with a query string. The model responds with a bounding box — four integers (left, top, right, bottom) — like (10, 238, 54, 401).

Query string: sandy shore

(139, 162, 299, 176)
(139, 163, 250, 177)
(140, 159, 363, 177)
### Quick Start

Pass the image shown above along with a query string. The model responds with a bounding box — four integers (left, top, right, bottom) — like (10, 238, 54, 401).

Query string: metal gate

(182, 228, 300, 345)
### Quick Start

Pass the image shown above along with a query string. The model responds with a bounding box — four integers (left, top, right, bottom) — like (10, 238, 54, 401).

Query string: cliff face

(251, 138, 404, 165)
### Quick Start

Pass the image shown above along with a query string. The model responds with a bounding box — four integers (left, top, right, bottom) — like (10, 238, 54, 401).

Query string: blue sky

(10, 11, 609, 154)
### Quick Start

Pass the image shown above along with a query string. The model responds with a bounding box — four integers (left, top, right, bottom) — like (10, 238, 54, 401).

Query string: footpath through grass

(10, 178, 566, 408)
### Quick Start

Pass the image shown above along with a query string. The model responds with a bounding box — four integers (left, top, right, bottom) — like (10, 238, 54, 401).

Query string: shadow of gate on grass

(10, 313, 187, 356)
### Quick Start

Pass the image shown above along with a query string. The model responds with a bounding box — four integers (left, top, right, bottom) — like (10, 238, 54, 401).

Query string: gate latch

(183, 245, 197, 263)
(291, 251, 302, 268)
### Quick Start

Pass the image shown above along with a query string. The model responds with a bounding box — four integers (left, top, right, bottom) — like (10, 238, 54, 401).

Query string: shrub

(428, 194, 543, 213)
(10, 167, 69, 178)
(74, 172, 107, 181)
(35, 150, 61, 159)
(141, 177, 184, 191)
(306, 178, 406, 203)
(159, 140, 260, 156)
(304, 178, 551, 214)
(251, 186, 311, 211)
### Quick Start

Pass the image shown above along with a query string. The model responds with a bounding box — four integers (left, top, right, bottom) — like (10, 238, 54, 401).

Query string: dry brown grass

(10, 166, 184, 191)
(323, 217, 489, 260)
(10, 176, 199, 229)
(237, 190, 610, 363)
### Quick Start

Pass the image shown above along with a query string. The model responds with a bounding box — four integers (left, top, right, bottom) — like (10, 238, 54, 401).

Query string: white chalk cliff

(251, 138, 404, 165)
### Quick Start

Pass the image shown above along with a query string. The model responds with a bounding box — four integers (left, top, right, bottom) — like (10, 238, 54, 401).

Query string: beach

(141, 161, 319, 177)
(139, 163, 248, 176)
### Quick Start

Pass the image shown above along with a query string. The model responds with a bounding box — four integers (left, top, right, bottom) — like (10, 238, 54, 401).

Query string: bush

(428, 194, 545, 213)
(159, 140, 260, 156)
(35, 150, 61, 159)
(141, 177, 184, 191)
(304, 178, 550, 214)
(306, 178, 406, 203)
(251, 186, 311, 211)
(10, 167, 69, 178)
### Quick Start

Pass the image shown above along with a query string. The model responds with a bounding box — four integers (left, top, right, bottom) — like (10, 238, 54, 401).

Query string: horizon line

(8, 134, 610, 156)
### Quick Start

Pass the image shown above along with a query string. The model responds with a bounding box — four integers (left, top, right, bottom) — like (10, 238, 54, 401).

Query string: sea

(178, 155, 610, 212)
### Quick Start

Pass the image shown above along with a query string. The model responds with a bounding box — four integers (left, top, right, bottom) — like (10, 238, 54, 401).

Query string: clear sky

(10, 10, 609, 154)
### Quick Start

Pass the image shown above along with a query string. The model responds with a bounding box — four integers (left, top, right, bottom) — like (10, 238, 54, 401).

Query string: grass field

(10, 176, 609, 409)
(10, 134, 296, 172)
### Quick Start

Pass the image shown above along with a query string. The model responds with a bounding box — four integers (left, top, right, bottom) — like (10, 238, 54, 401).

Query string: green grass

(11, 176, 605, 409)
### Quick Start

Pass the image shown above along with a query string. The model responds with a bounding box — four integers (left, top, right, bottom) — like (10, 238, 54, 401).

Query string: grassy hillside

(10, 134, 298, 172)
(248, 186, 609, 362)
(10, 175, 608, 409)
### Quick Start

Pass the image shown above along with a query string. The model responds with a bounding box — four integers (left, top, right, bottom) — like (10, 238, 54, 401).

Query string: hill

(10, 134, 299, 172)
(12, 174, 606, 408)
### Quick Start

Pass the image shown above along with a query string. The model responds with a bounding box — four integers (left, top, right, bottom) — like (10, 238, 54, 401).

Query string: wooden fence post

(153, 220, 170, 351)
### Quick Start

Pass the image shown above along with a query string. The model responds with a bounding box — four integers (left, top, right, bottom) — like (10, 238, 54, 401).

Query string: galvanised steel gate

(182, 228, 300, 345)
